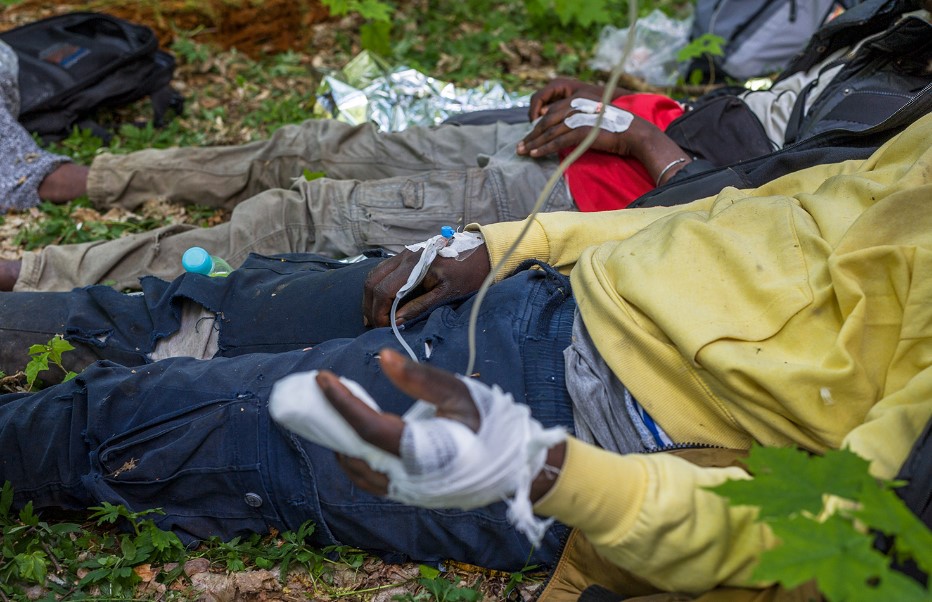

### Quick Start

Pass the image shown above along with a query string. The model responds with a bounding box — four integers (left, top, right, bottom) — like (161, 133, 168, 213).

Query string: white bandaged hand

(269, 371, 566, 546)
(563, 97, 634, 133)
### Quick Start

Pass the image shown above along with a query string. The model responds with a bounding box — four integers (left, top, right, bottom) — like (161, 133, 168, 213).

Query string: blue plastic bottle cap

(182, 246, 212, 275)
(440, 225, 455, 239)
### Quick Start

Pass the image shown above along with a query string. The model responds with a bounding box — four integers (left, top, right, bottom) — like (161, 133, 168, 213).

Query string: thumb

(379, 349, 480, 432)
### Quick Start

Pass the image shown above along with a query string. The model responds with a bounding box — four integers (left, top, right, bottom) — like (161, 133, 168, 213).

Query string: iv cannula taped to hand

(390, 226, 455, 360)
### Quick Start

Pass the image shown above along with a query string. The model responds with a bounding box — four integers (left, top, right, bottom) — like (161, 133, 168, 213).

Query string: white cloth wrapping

(269, 370, 566, 545)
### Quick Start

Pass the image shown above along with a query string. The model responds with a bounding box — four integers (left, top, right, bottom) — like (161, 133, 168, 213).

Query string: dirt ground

(0, 0, 333, 57)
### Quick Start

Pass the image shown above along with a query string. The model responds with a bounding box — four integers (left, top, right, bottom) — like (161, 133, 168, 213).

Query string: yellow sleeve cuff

(534, 437, 646, 540)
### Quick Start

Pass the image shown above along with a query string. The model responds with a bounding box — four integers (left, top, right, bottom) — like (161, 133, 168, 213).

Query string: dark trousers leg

(0, 291, 121, 382)
(0, 268, 575, 571)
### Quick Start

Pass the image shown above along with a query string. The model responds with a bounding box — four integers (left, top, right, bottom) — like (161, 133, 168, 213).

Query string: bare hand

(528, 78, 610, 121)
(316, 348, 480, 496)
(517, 96, 659, 159)
(362, 245, 491, 328)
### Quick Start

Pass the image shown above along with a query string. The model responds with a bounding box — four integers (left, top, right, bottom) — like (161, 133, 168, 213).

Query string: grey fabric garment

(0, 40, 20, 117)
(740, 52, 845, 149)
(18, 119, 575, 291)
(148, 299, 219, 361)
(0, 40, 70, 212)
(564, 313, 653, 455)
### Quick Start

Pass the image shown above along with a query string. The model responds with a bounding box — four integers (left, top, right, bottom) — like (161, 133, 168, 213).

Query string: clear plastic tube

(464, 2, 640, 376)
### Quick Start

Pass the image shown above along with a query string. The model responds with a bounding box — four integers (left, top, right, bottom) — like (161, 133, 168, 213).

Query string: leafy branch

(710, 446, 932, 601)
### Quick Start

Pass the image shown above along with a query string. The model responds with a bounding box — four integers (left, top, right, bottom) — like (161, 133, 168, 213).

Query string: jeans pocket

(92, 394, 279, 542)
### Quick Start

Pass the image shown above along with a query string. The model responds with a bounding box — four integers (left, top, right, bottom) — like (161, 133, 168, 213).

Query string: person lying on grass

(2, 0, 927, 293)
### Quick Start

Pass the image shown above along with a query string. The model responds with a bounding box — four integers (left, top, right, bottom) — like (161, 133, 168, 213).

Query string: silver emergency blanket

(314, 51, 528, 132)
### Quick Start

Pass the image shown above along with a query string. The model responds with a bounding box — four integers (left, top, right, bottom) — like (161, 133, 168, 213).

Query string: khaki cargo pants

(16, 118, 574, 291)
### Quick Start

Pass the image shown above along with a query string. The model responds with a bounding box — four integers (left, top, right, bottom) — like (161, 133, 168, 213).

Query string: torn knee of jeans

(66, 328, 112, 349)
(149, 301, 221, 361)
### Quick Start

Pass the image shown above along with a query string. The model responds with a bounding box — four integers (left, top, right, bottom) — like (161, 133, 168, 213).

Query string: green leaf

(78, 567, 111, 586)
(19, 502, 38, 527)
(47, 336, 74, 365)
(758, 515, 880, 592)
(48, 522, 83, 535)
(89, 502, 123, 525)
(120, 537, 137, 560)
(361, 20, 393, 57)
(0, 481, 13, 519)
(15, 551, 47, 584)
(677, 33, 726, 62)
(256, 556, 274, 569)
(418, 564, 441, 580)
(709, 446, 872, 520)
(855, 483, 932, 576)
(302, 169, 327, 182)
(321, 0, 393, 21)
(149, 527, 182, 553)
(355, 0, 394, 21)
(24, 353, 48, 391)
(552, 0, 610, 27)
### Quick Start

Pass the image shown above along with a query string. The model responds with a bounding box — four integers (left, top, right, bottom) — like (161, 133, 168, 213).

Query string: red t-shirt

(560, 94, 684, 212)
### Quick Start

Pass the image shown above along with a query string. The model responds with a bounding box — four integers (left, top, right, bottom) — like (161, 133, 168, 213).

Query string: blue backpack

(687, 0, 855, 81)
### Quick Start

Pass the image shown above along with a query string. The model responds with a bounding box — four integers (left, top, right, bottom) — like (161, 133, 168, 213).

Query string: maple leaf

(710, 445, 873, 519)
(855, 482, 932, 577)
(758, 515, 929, 602)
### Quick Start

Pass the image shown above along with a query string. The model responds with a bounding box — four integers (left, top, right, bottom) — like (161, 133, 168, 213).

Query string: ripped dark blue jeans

(0, 254, 576, 571)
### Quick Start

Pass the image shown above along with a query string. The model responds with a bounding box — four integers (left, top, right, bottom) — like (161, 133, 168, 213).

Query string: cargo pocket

(355, 171, 468, 248)
(92, 393, 278, 542)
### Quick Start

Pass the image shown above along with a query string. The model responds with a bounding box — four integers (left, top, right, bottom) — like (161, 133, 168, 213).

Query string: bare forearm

(626, 125, 692, 186)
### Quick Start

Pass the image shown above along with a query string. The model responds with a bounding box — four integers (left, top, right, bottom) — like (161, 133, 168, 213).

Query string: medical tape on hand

(405, 231, 484, 260)
(391, 376, 566, 546)
(269, 371, 566, 547)
(563, 97, 634, 133)
(393, 231, 486, 361)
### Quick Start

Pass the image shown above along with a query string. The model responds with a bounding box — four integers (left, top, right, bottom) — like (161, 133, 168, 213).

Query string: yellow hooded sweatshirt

(477, 112, 932, 594)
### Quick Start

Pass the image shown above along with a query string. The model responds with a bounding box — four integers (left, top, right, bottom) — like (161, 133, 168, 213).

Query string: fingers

(316, 371, 405, 455)
(379, 349, 480, 432)
(522, 121, 586, 158)
(337, 454, 390, 496)
(362, 251, 420, 328)
(528, 84, 564, 121)
(519, 98, 582, 157)
(393, 282, 449, 324)
(528, 78, 583, 120)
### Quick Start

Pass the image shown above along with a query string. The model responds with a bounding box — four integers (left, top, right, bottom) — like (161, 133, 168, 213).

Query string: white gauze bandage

(563, 98, 634, 133)
(269, 371, 566, 546)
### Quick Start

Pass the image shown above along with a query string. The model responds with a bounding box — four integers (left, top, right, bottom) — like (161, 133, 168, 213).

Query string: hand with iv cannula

(362, 242, 491, 328)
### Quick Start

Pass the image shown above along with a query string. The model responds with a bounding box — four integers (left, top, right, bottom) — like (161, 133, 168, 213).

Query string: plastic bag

(590, 9, 692, 87)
